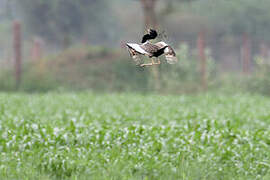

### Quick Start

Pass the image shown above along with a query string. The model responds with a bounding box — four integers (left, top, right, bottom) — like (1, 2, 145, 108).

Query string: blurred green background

(0, 0, 270, 95)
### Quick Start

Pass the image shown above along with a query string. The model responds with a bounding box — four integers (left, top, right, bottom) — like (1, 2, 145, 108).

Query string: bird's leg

(140, 58, 154, 67)
(155, 58, 161, 65)
(151, 58, 155, 64)
(140, 58, 161, 67)
(152, 57, 160, 65)
(140, 62, 153, 67)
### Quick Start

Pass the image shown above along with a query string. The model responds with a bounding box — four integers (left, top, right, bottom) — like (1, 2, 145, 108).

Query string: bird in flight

(126, 29, 178, 67)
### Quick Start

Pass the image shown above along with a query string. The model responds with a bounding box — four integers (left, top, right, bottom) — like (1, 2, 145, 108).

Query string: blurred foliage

(7, 0, 270, 45)
(191, 0, 270, 41)
(160, 43, 216, 93)
(15, 0, 120, 46)
(246, 56, 270, 96)
(1, 0, 270, 95)
(0, 45, 150, 93)
(208, 55, 270, 96)
(0, 44, 270, 96)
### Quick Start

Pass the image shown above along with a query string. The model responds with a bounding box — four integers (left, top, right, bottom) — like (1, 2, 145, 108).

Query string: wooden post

(31, 37, 43, 61)
(259, 41, 268, 58)
(13, 21, 22, 89)
(197, 31, 207, 90)
(140, 0, 160, 91)
(242, 33, 251, 74)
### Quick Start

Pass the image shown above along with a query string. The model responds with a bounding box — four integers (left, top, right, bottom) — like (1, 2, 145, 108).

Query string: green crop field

(0, 93, 270, 180)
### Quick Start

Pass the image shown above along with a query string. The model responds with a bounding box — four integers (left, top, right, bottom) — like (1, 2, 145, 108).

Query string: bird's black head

(141, 29, 158, 43)
(148, 29, 158, 39)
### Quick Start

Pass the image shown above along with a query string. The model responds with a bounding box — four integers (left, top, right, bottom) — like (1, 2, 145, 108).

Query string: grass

(0, 92, 270, 179)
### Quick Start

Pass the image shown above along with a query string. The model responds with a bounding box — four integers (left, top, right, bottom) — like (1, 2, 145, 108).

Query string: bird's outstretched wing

(164, 46, 178, 64)
(126, 43, 150, 55)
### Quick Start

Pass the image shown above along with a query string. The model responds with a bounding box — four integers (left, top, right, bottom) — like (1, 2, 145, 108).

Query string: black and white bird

(126, 29, 178, 67)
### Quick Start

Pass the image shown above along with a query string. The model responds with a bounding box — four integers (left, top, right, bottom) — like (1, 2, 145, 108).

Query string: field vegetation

(0, 93, 269, 179)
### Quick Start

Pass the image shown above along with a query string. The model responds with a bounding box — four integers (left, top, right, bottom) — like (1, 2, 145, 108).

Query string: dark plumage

(152, 46, 168, 57)
(141, 29, 158, 43)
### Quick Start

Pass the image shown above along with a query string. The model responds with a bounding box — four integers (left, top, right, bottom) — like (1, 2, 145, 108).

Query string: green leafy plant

(0, 93, 269, 179)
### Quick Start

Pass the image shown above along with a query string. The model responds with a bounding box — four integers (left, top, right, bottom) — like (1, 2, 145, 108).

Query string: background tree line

(0, 0, 270, 94)
(1, 0, 270, 47)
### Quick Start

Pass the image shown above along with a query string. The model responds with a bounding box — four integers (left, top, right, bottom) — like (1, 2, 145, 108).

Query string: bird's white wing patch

(126, 43, 149, 55)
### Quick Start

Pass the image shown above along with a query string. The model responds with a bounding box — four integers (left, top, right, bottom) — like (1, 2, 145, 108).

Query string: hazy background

(0, 0, 269, 95)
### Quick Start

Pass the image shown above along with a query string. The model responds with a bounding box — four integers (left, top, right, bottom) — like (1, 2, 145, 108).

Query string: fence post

(31, 37, 43, 61)
(197, 31, 207, 90)
(259, 41, 268, 58)
(242, 33, 251, 74)
(13, 21, 22, 89)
